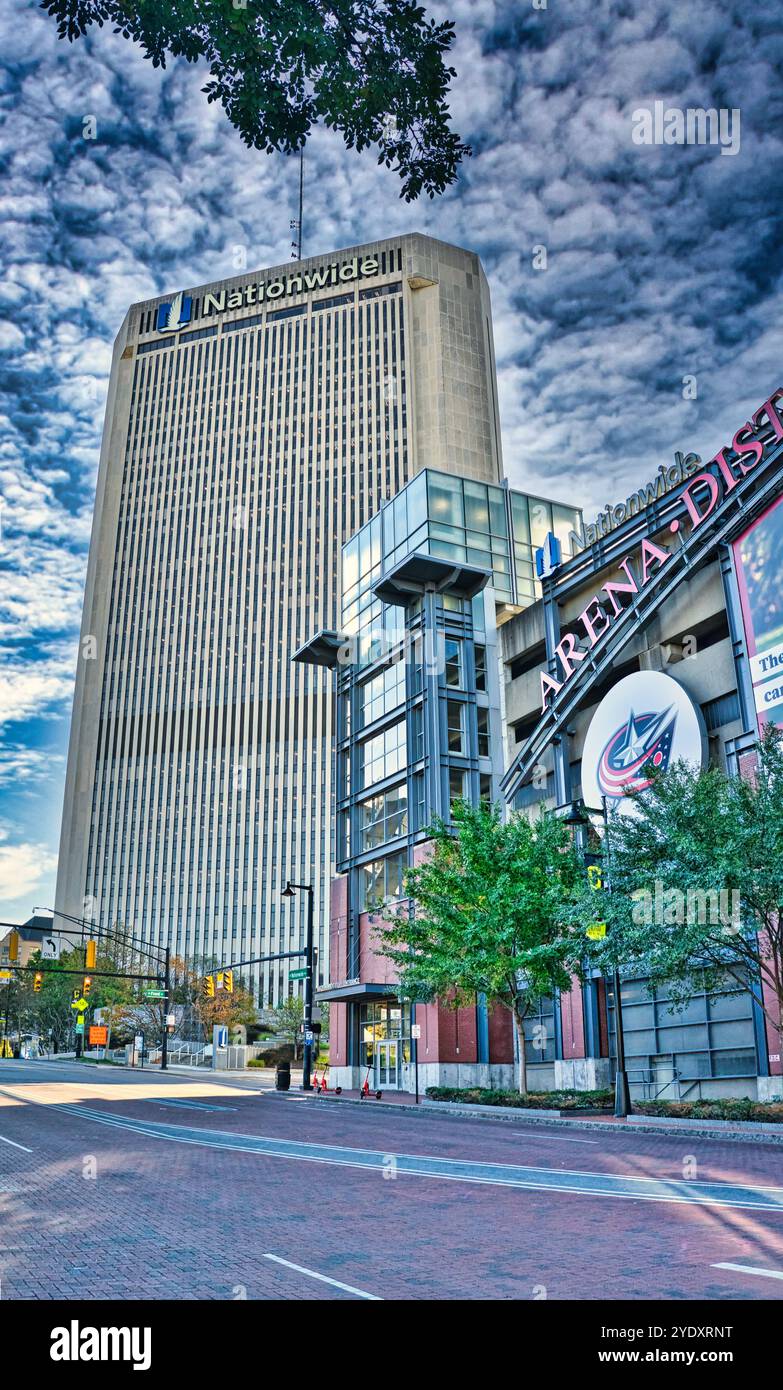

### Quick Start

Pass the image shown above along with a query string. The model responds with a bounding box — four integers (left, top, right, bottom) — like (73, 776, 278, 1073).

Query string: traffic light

(8, 931, 18, 962)
(85, 939, 97, 970)
(83, 976, 92, 997)
(222, 969, 234, 995)
(202, 974, 215, 999)
(33, 972, 43, 993)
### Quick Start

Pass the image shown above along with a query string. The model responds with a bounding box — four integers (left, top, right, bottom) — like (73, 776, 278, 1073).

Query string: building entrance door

(374, 1039, 400, 1089)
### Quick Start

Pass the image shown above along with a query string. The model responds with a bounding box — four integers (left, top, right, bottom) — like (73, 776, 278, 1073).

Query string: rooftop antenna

(290, 147, 304, 260)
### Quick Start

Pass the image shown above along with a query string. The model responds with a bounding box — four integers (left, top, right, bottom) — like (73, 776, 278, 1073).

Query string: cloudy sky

(0, 0, 781, 921)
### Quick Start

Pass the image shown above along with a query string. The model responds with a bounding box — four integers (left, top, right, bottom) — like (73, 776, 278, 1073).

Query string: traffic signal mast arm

(201, 951, 310, 996)
(21, 908, 169, 966)
(0, 963, 164, 982)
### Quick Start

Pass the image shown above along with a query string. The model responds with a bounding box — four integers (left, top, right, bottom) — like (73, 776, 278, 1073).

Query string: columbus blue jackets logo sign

(596, 704, 678, 798)
(156, 290, 192, 333)
(581, 672, 706, 815)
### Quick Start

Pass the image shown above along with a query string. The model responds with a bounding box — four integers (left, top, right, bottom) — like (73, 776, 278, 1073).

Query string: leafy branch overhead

(41, 0, 470, 199)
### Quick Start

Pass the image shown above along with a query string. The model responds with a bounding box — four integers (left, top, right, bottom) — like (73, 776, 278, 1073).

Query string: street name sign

(289, 967, 308, 981)
(144, 988, 166, 999)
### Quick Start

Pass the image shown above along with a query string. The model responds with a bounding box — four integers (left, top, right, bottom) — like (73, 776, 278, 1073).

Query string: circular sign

(580, 671, 706, 815)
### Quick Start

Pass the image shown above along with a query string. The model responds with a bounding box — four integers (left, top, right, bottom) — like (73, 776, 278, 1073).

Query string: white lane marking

(263, 1253, 382, 1300)
(712, 1262, 783, 1282)
(0, 1132, 32, 1152)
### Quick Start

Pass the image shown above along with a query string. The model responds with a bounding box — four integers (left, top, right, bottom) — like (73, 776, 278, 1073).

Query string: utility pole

(282, 881, 315, 1090)
(161, 946, 170, 1071)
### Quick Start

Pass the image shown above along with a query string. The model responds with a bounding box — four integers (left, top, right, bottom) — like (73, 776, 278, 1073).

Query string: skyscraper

(56, 234, 504, 1001)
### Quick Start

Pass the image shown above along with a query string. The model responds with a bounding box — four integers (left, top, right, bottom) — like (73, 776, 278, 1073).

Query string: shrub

(425, 1086, 614, 1110)
(634, 1098, 783, 1124)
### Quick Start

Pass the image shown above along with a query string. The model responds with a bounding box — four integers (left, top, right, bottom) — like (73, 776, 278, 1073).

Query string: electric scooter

(359, 1065, 383, 1100)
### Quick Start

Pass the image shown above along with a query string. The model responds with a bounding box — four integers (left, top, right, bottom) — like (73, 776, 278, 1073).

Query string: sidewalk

(314, 1089, 783, 1143)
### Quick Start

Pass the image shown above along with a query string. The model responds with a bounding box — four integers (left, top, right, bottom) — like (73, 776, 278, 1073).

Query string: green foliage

(272, 994, 304, 1054)
(377, 800, 585, 1091)
(380, 800, 584, 1010)
(634, 1098, 783, 1124)
(426, 1086, 614, 1111)
(576, 725, 783, 1044)
(41, 0, 469, 199)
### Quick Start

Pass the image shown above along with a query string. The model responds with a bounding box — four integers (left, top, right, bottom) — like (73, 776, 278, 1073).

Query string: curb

(314, 1093, 783, 1144)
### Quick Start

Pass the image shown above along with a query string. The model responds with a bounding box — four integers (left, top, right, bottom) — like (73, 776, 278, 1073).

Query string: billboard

(733, 496, 783, 730)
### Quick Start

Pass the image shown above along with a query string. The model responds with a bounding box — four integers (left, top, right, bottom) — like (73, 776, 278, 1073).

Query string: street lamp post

(282, 881, 315, 1091)
(564, 797, 631, 1119)
(161, 945, 171, 1072)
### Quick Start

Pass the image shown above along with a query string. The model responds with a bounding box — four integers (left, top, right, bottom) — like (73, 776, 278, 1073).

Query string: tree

(41, 0, 469, 200)
(273, 994, 304, 1058)
(580, 725, 783, 1065)
(378, 800, 585, 1093)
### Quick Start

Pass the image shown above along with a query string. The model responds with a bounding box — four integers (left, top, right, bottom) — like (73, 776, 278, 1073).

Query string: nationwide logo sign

(156, 291, 193, 333)
(538, 386, 783, 714)
(154, 254, 383, 335)
(581, 672, 706, 815)
(569, 451, 704, 552)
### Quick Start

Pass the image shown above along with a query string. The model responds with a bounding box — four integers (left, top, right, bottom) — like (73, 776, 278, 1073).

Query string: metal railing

(625, 1057, 683, 1100)
(166, 1043, 209, 1067)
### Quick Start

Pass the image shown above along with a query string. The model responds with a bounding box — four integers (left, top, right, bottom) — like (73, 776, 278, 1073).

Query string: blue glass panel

(428, 472, 464, 527)
(464, 480, 490, 532)
(488, 486, 507, 535)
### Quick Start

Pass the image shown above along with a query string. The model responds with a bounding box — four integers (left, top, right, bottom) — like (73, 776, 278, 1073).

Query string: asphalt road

(1, 1057, 782, 1301)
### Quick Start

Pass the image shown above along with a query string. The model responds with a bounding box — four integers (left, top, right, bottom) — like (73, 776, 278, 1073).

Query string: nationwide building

(55, 235, 504, 1002)
(307, 387, 783, 1099)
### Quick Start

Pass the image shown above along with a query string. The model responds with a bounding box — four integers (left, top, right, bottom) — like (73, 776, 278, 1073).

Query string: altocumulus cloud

(0, 0, 781, 915)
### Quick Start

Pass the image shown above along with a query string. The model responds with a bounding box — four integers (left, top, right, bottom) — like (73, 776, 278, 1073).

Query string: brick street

(1, 1058, 782, 1301)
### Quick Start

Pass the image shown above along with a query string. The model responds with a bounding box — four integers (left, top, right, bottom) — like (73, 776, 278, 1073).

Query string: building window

(411, 704, 424, 763)
(359, 719, 406, 789)
(444, 638, 463, 688)
(359, 785, 408, 850)
(446, 700, 464, 754)
(361, 849, 407, 908)
(449, 767, 466, 805)
(413, 771, 427, 829)
(479, 773, 492, 803)
(474, 645, 487, 692)
(477, 706, 490, 758)
(358, 658, 406, 729)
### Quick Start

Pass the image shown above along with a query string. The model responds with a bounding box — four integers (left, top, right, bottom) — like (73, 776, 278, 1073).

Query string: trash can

(275, 1061, 291, 1092)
